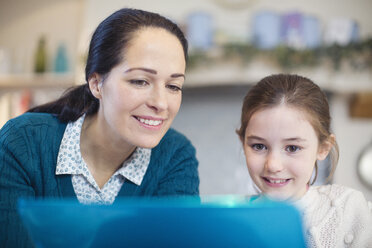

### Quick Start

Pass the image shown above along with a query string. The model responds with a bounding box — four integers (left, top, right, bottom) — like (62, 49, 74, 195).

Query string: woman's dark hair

(236, 74, 339, 183)
(28, 8, 188, 122)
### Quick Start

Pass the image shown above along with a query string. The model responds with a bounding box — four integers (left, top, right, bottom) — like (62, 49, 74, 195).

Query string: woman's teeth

(138, 117, 162, 126)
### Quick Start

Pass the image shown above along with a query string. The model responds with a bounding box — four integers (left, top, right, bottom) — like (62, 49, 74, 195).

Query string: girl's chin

(265, 194, 289, 201)
(261, 191, 293, 201)
(264, 192, 305, 202)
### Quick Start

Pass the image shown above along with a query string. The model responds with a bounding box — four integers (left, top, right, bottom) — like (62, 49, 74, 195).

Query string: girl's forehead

(246, 105, 318, 139)
(252, 104, 311, 122)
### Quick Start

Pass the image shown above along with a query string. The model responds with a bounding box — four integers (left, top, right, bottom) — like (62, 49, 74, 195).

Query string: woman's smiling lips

(134, 115, 165, 129)
(262, 176, 291, 187)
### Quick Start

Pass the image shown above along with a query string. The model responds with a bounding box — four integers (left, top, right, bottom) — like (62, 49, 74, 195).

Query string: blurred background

(0, 0, 371, 200)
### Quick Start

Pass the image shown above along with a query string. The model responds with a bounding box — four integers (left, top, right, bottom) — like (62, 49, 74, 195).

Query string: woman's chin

(134, 138, 162, 149)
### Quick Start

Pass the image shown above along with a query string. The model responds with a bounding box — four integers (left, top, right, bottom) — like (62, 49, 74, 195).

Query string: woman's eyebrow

(171, 73, 185, 79)
(124, 68, 185, 79)
(125, 67, 157, 74)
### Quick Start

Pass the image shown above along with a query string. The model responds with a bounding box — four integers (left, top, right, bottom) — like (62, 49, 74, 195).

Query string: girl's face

(90, 27, 185, 149)
(243, 104, 330, 201)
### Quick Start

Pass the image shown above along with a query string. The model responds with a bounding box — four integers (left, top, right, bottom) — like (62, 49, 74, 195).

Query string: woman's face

(242, 105, 330, 201)
(91, 27, 186, 149)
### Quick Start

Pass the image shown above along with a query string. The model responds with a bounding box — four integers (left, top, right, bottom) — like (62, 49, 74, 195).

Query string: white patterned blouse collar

(55, 114, 151, 185)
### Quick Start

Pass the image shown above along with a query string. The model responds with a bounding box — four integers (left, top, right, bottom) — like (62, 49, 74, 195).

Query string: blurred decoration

(356, 141, 372, 189)
(324, 18, 359, 46)
(34, 36, 48, 73)
(54, 43, 69, 73)
(252, 11, 281, 50)
(0, 89, 33, 128)
(187, 8, 371, 72)
(303, 15, 321, 48)
(0, 48, 10, 74)
(349, 92, 372, 118)
(252, 11, 322, 50)
(281, 12, 304, 49)
(12, 90, 32, 117)
(212, 0, 257, 10)
(187, 12, 214, 51)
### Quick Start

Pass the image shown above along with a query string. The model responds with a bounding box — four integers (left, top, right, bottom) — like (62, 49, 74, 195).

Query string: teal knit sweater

(0, 113, 199, 248)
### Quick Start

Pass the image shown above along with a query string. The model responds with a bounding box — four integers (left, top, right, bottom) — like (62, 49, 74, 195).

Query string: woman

(0, 8, 199, 247)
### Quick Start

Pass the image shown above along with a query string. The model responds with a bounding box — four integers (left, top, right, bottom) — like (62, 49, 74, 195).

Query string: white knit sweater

(295, 184, 372, 248)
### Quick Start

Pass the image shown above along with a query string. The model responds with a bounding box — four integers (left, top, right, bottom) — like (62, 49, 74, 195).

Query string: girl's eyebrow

(246, 136, 307, 143)
(283, 137, 307, 142)
(246, 135, 265, 141)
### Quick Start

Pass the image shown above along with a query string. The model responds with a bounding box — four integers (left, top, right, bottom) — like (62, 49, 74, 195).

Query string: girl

(0, 8, 199, 248)
(237, 74, 372, 247)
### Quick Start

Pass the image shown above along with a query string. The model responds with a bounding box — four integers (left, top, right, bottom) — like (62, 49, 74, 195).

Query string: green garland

(187, 38, 372, 71)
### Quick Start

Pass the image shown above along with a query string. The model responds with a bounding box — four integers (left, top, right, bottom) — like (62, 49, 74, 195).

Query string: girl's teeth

(138, 118, 162, 126)
(268, 179, 287, 184)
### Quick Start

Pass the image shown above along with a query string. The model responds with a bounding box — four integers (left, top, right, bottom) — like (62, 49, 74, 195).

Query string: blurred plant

(222, 43, 257, 64)
(348, 39, 372, 70)
(187, 49, 212, 71)
(320, 43, 344, 70)
(272, 45, 319, 69)
(187, 38, 372, 72)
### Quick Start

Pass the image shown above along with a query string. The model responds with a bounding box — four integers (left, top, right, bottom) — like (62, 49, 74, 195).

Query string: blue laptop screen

(17, 196, 306, 248)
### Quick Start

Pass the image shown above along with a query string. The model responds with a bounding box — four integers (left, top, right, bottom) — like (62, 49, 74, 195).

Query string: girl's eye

(286, 145, 300, 153)
(251, 144, 267, 151)
(129, 79, 148, 86)
(167, 84, 182, 92)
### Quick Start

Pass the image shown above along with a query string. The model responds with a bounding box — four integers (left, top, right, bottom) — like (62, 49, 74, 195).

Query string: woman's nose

(147, 86, 167, 112)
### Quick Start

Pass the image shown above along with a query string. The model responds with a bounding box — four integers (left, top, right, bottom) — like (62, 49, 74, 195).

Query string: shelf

(1, 67, 371, 95)
(0, 73, 76, 90)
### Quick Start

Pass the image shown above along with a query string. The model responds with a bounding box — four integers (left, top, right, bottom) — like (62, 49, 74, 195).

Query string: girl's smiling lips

(262, 176, 291, 187)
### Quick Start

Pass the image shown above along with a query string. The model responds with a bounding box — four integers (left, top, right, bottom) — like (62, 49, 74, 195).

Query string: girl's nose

(265, 151, 284, 173)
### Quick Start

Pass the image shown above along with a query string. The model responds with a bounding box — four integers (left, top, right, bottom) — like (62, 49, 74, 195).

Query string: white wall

(82, 0, 372, 40)
(172, 87, 255, 195)
(0, 0, 84, 74)
(331, 95, 372, 200)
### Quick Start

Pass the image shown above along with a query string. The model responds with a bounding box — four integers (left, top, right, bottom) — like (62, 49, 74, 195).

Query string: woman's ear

(88, 73, 103, 99)
(317, 134, 335, 161)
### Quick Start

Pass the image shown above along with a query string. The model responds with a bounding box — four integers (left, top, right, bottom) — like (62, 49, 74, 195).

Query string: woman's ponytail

(28, 84, 99, 122)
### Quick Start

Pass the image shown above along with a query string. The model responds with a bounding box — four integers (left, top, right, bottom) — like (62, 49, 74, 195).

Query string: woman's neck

(80, 114, 135, 188)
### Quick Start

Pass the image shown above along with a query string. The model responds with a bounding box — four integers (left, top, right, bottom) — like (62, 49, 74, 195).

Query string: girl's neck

(257, 184, 311, 203)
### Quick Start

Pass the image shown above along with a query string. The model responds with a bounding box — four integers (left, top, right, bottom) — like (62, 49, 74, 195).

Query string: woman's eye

(129, 79, 148, 86)
(251, 144, 266, 151)
(286, 145, 300, 153)
(167, 84, 182, 92)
